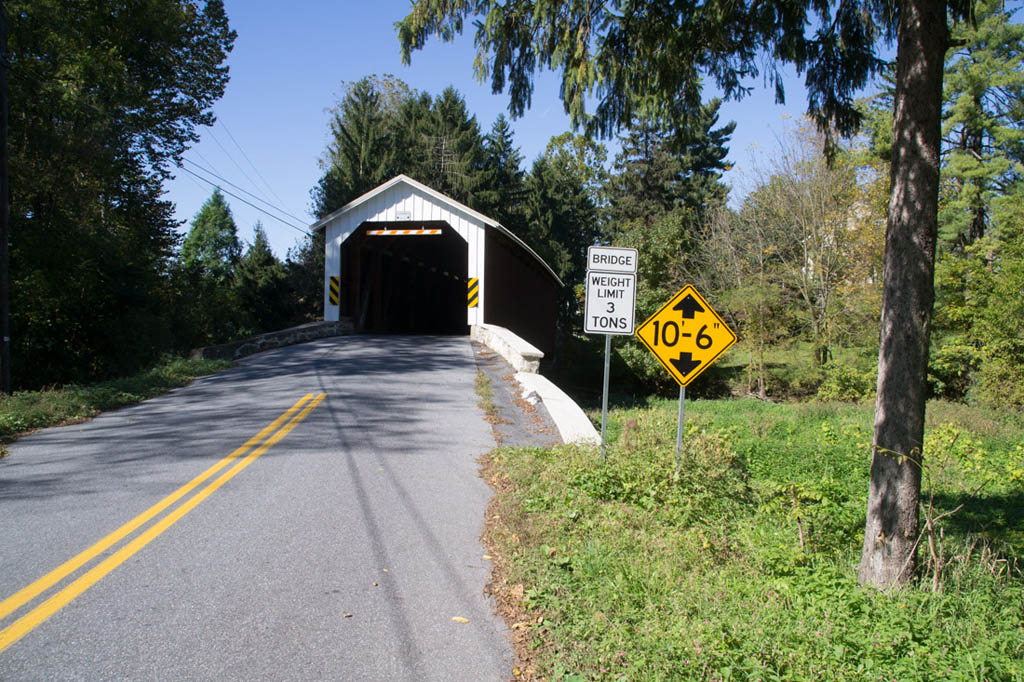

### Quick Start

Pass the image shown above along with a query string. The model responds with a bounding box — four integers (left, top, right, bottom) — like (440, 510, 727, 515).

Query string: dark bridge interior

(338, 221, 468, 334)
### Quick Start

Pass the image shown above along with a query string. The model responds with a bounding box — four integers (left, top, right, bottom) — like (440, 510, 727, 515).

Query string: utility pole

(0, 1, 9, 394)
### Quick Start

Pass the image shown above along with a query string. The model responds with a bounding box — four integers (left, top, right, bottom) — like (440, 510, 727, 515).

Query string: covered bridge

(311, 175, 561, 356)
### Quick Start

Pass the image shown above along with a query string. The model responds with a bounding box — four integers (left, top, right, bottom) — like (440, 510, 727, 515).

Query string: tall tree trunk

(858, 0, 947, 590)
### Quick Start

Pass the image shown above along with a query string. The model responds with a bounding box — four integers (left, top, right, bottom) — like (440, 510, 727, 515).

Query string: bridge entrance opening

(338, 221, 469, 334)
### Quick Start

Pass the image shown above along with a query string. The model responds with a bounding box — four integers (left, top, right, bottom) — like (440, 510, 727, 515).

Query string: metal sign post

(675, 385, 685, 473)
(600, 334, 612, 460)
(584, 246, 638, 459)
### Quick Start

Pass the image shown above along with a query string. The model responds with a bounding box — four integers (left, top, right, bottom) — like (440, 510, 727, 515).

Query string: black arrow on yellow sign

(669, 352, 701, 377)
(673, 294, 705, 319)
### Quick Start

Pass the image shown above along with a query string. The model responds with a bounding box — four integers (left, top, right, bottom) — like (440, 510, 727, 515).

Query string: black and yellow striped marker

(329, 276, 340, 306)
(467, 278, 479, 308)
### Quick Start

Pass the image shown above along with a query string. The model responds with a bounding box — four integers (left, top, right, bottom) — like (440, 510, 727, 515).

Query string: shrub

(817, 361, 876, 402)
(928, 336, 982, 401)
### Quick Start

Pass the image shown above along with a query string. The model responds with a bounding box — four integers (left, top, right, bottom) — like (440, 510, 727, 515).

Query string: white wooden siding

(320, 180, 485, 325)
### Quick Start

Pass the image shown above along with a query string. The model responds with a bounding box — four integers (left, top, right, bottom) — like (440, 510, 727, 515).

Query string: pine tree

(284, 229, 326, 324)
(419, 87, 487, 206)
(522, 134, 605, 331)
(940, 0, 1024, 247)
(480, 114, 526, 222)
(926, 1, 1023, 401)
(390, 91, 435, 182)
(607, 101, 733, 232)
(313, 78, 393, 218)
(181, 189, 241, 284)
(674, 100, 735, 219)
(235, 223, 289, 334)
(606, 117, 682, 228)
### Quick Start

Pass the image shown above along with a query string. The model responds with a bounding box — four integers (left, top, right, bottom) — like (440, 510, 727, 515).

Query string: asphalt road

(0, 335, 514, 681)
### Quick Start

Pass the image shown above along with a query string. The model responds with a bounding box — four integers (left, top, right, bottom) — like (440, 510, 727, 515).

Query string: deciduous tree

(741, 124, 859, 366)
(7, 0, 234, 386)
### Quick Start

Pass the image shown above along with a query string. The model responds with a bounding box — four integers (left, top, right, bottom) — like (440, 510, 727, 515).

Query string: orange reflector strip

(366, 229, 442, 236)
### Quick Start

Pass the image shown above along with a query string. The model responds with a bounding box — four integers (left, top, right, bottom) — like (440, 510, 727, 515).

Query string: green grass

(0, 356, 232, 449)
(486, 398, 1024, 681)
(476, 369, 502, 422)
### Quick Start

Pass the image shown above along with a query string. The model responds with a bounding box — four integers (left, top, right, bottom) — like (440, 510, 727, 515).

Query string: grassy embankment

(485, 396, 1024, 681)
(0, 356, 232, 452)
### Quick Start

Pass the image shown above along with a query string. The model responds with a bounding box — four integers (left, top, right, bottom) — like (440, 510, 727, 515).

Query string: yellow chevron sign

(329, 276, 340, 306)
(467, 278, 479, 308)
(635, 285, 737, 386)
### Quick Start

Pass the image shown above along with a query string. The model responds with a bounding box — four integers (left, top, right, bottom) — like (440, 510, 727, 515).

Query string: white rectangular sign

(585, 271, 636, 335)
(587, 246, 638, 274)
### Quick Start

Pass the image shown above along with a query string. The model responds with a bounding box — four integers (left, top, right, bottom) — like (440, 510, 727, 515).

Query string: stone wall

(190, 320, 353, 361)
(469, 323, 543, 373)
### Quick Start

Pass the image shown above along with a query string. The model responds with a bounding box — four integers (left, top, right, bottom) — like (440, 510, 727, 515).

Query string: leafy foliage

(817, 361, 877, 402)
(484, 398, 1024, 680)
(7, 0, 235, 388)
(398, 1, 911, 142)
(0, 356, 231, 443)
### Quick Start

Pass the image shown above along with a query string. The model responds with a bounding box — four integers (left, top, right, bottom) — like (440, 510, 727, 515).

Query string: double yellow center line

(0, 393, 326, 653)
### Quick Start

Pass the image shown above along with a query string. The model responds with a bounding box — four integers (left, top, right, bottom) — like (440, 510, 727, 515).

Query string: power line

(194, 149, 221, 175)
(219, 120, 296, 216)
(183, 171, 209, 195)
(183, 158, 308, 225)
(179, 166, 310, 236)
(206, 127, 274, 210)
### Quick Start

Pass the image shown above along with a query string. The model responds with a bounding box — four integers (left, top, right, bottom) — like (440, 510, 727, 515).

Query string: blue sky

(164, 0, 812, 258)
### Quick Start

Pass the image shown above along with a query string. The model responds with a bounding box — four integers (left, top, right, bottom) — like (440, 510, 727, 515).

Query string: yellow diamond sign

(635, 285, 737, 386)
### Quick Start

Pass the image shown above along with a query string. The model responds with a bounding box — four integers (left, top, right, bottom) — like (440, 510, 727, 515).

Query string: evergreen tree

(313, 77, 393, 218)
(390, 91, 435, 183)
(480, 114, 526, 223)
(181, 189, 241, 284)
(522, 134, 605, 333)
(915, 2, 1024, 400)
(939, 0, 1024, 247)
(674, 100, 736, 219)
(607, 117, 682, 228)
(417, 87, 488, 207)
(235, 223, 289, 334)
(285, 230, 326, 324)
(607, 100, 733, 230)
(606, 101, 733, 302)
(312, 77, 500, 217)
